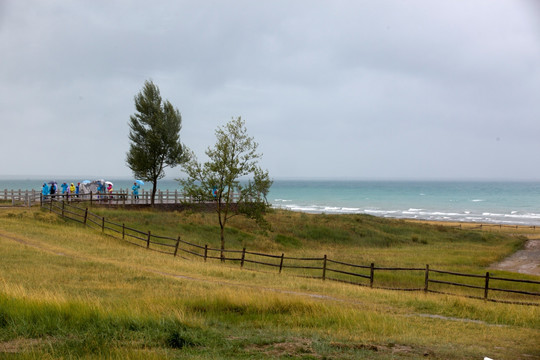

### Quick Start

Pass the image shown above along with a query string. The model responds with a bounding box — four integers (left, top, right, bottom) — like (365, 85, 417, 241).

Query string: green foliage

(126, 80, 187, 204)
(165, 326, 200, 349)
(274, 234, 302, 248)
(179, 117, 272, 258)
(297, 225, 352, 244)
(0, 293, 211, 356)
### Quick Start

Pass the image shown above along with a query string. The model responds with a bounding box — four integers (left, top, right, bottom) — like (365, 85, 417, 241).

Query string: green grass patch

(1, 206, 539, 359)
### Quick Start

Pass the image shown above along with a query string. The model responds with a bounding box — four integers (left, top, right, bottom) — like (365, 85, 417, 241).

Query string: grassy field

(0, 206, 539, 359)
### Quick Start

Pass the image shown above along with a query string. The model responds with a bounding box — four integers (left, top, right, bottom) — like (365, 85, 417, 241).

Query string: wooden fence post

(322, 255, 327, 280)
(62, 201, 65, 217)
(146, 231, 151, 249)
(424, 264, 429, 292)
(102, 217, 105, 233)
(279, 253, 284, 274)
(40, 193, 43, 207)
(240, 247, 246, 268)
(84, 208, 88, 226)
(174, 236, 181, 257)
(484, 272, 490, 300)
(204, 245, 208, 262)
(370, 263, 375, 288)
(90, 192, 93, 205)
(122, 223, 125, 239)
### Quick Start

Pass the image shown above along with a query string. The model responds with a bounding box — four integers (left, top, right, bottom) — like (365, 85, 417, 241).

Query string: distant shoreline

(3, 179, 540, 227)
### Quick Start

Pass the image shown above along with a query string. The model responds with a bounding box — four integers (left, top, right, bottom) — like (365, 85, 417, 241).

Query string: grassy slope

(0, 207, 538, 359)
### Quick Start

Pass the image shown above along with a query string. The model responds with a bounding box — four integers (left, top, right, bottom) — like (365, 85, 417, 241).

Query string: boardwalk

(1, 188, 242, 207)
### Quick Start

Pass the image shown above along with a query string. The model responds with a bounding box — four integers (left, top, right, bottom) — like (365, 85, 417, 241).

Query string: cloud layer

(2, 0, 539, 180)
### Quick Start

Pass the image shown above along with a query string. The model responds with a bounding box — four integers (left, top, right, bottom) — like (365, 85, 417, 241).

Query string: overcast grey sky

(1, 0, 539, 180)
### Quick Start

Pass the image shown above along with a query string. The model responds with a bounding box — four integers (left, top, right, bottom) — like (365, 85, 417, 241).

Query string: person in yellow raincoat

(69, 183, 76, 194)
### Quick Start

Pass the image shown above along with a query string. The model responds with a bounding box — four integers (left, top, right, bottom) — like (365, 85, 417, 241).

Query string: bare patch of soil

(330, 341, 432, 357)
(246, 337, 317, 358)
(491, 239, 540, 276)
(0, 338, 44, 353)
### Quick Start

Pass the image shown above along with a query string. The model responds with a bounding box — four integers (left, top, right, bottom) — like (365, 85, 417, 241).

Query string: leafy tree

(179, 117, 272, 260)
(126, 80, 186, 205)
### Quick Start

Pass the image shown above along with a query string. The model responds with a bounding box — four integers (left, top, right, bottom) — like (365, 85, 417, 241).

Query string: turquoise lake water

(2, 178, 540, 226)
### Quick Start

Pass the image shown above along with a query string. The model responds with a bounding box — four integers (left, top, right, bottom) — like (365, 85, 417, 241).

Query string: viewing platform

(1, 189, 240, 207)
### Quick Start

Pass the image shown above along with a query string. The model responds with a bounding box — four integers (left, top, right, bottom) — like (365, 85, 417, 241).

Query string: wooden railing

(1, 188, 245, 208)
(0, 189, 41, 206)
(41, 199, 540, 306)
(37, 190, 244, 206)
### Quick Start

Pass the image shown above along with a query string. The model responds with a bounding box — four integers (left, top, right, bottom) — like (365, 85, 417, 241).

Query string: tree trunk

(220, 224, 225, 262)
(151, 181, 157, 206)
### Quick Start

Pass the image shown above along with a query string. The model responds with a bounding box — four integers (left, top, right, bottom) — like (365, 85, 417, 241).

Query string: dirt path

(490, 239, 540, 276)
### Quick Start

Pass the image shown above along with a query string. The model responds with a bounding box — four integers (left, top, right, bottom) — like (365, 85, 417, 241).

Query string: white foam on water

(268, 180, 540, 226)
(342, 207, 361, 212)
(272, 202, 540, 225)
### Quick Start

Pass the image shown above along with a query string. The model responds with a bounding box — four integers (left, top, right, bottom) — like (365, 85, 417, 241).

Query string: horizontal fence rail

(1, 188, 249, 208)
(37, 189, 245, 207)
(0, 189, 41, 207)
(40, 198, 540, 306)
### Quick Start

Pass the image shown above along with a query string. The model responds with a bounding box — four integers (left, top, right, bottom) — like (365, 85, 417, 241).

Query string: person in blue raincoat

(132, 182, 140, 202)
(61, 182, 68, 195)
(42, 183, 50, 198)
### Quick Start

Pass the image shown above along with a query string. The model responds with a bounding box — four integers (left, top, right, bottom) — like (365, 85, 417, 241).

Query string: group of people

(42, 182, 80, 197)
(96, 182, 114, 196)
(42, 180, 142, 202)
(41, 181, 113, 198)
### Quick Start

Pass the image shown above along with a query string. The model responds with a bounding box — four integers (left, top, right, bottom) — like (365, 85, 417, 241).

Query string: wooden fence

(0, 189, 41, 206)
(1, 188, 244, 208)
(41, 198, 540, 306)
(38, 190, 243, 206)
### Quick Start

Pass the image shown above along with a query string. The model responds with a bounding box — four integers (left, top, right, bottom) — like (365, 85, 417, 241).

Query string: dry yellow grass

(0, 207, 539, 359)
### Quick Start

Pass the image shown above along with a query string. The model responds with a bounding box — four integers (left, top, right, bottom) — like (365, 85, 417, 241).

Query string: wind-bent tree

(179, 117, 272, 260)
(126, 80, 186, 205)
